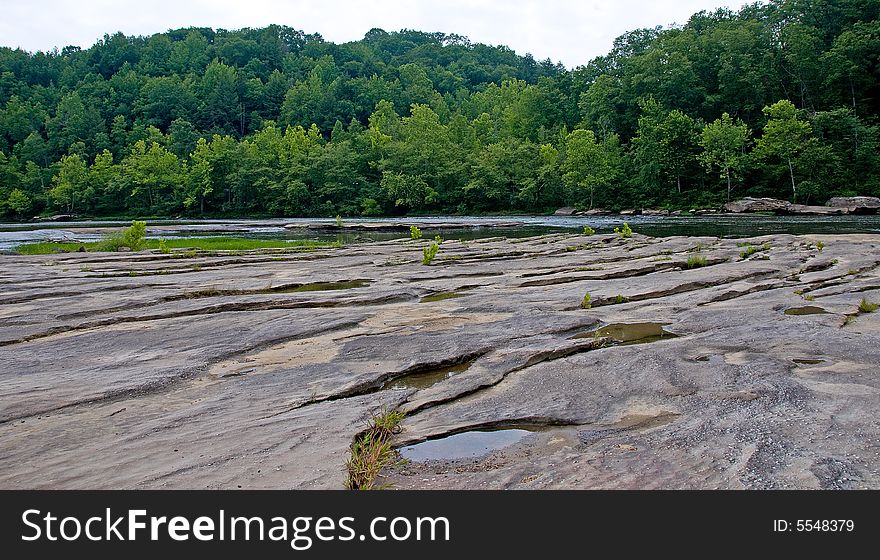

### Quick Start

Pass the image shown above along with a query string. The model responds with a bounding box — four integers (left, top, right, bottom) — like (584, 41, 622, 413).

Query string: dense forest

(1, 0, 879, 219)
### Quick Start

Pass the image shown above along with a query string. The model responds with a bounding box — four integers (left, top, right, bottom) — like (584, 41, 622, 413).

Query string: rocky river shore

(1, 232, 878, 489)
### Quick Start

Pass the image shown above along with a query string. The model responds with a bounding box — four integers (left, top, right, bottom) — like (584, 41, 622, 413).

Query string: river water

(2, 214, 880, 252)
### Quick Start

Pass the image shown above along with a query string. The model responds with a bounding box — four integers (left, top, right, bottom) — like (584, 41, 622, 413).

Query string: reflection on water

(398, 428, 534, 462)
(4, 214, 880, 251)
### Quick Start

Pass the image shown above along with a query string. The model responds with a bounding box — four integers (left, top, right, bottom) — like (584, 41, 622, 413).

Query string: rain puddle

(572, 322, 678, 345)
(792, 358, 825, 365)
(380, 360, 475, 390)
(398, 428, 536, 462)
(420, 291, 466, 303)
(784, 306, 829, 316)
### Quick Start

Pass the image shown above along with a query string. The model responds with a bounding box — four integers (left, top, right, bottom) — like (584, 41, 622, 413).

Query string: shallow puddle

(572, 322, 677, 345)
(398, 428, 535, 461)
(380, 360, 475, 390)
(420, 291, 466, 303)
(784, 306, 829, 316)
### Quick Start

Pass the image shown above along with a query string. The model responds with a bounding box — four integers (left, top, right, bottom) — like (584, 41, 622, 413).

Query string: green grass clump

(858, 298, 878, 313)
(614, 294, 629, 304)
(345, 409, 405, 490)
(581, 292, 592, 309)
(158, 239, 170, 254)
(422, 241, 439, 265)
(410, 225, 422, 240)
(335, 214, 344, 227)
(583, 225, 595, 236)
(739, 243, 771, 259)
(816, 241, 825, 252)
(614, 222, 633, 238)
(686, 255, 707, 269)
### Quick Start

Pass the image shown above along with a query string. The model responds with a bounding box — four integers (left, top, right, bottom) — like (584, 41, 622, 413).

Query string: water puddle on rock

(398, 428, 536, 462)
(420, 291, 466, 303)
(380, 360, 475, 390)
(793, 358, 825, 365)
(784, 306, 829, 316)
(572, 322, 677, 345)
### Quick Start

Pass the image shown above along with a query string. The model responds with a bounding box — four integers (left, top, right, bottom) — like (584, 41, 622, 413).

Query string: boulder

(723, 198, 792, 213)
(553, 207, 577, 216)
(619, 209, 639, 216)
(642, 209, 670, 216)
(826, 196, 880, 214)
(578, 208, 613, 216)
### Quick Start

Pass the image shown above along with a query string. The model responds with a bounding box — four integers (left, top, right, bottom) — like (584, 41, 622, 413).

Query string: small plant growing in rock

(686, 255, 707, 269)
(410, 225, 422, 240)
(803, 294, 816, 301)
(614, 294, 629, 304)
(739, 243, 770, 259)
(858, 298, 878, 313)
(345, 408, 405, 490)
(816, 241, 825, 252)
(614, 222, 633, 238)
(583, 225, 595, 236)
(422, 241, 439, 265)
(434, 235, 443, 243)
(581, 292, 592, 309)
(335, 214, 344, 227)
(158, 239, 170, 254)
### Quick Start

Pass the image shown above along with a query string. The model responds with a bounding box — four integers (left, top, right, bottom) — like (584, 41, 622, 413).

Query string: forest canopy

(1, 0, 879, 219)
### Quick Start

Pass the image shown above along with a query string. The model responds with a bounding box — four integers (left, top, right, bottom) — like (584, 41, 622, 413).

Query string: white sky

(0, 0, 755, 68)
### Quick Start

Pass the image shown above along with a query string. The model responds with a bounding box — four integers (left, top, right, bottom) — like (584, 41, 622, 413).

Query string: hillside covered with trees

(1, 0, 879, 219)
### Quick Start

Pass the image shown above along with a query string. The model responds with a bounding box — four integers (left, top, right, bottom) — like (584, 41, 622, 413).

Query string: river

(2, 214, 880, 252)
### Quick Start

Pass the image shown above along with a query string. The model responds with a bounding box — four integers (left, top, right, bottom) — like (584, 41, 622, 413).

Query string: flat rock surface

(1, 232, 879, 489)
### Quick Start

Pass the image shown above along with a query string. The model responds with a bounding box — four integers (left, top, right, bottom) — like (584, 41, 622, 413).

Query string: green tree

(698, 113, 750, 202)
(754, 100, 813, 202)
(562, 129, 618, 209)
(49, 154, 88, 213)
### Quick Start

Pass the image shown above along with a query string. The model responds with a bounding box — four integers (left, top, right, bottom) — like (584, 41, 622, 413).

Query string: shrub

(614, 222, 632, 238)
(410, 225, 422, 239)
(422, 241, 439, 265)
(96, 220, 147, 252)
(581, 292, 592, 309)
(583, 225, 595, 236)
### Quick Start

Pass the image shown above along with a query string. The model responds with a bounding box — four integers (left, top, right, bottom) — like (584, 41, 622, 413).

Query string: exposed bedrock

(0, 233, 878, 489)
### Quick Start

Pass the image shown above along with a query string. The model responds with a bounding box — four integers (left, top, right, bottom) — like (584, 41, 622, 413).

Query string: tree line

(1, 0, 879, 219)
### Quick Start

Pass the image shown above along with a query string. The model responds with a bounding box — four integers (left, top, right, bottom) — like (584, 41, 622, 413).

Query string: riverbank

(1, 231, 878, 489)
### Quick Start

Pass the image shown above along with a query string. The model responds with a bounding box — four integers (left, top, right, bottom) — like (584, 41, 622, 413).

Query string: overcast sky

(0, 0, 754, 68)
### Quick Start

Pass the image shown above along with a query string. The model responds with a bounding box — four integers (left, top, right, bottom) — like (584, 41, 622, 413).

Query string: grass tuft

(685, 255, 707, 269)
(345, 409, 405, 490)
(858, 298, 878, 313)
